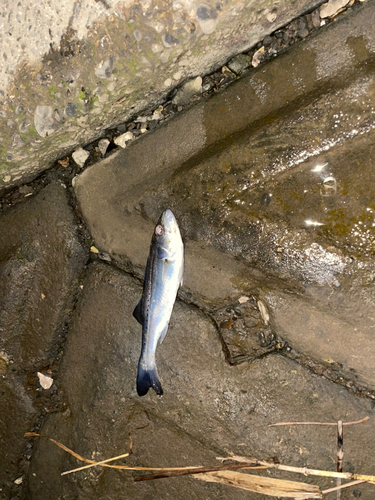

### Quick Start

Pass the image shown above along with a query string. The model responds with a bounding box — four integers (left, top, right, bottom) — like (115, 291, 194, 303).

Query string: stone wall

(0, 0, 323, 193)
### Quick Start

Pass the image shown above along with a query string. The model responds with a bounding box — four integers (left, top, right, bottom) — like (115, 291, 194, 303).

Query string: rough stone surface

(25, 263, 375, 499)
(0, 0, 324, 192)
(0, 183, 87, 498)
(73, 4, 375, 390)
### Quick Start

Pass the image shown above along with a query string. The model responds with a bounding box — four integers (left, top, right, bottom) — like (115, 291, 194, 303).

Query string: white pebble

(114, 132, 134, 148)
(257, 300, 270, 325)
(37, 372, 53, 390)
(72, 148, 90, 168)
(320, 0, 350, 18)
(98, 138, 110, 156)
(238, 296, 249, 304)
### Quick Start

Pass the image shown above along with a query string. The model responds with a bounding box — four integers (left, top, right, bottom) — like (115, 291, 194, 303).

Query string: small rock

(90, 246, 99, 254)
(263, 35, 273, 47)
(37, 372, 53, 390)
(133, 29, 143, 42)
(266, 11, 277, 22)
(135, 116, 148, 123)
(34, 105, 56, 138)
(150, 105, 164, 121)
(14, 476, 23, 485)
(172, 76, 202, 106)
(257, 300, 270, 325)
(117, 123, 127, 133)
(64, 102, 77, 117)
(54, 108, 65, 123)
(238, 296, 249, 304)
(114, 132, 134, 148)
(98, 138, 110, 156)
(320, 0, 350, 18)
(299, 28, 309, 38)
(72, 148, 90, 168)
(252, 46, 266, 68)
(194, 5, 218, 34)
(311, 9, 321, 28)
(95, 57, 114, 79)
(140, 124, 148, 133)
(19, 119, 30, 133)
(162, 33, 179, 48)
(227, 54, 251, 76)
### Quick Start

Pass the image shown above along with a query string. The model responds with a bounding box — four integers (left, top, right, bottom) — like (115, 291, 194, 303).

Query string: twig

(268, 417, 369, 427)
(337, 420, 343, 500)
(133, 462, 264, 482)
(112, 96, 127, 106)
(322, 480, 365, 495)
(62, 453, 132, 476)
(217, 456, 375, 483)
(25, 432, 375, 491)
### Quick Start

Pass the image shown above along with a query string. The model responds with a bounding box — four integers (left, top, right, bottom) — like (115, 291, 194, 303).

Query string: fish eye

(155, 225, 164, 236)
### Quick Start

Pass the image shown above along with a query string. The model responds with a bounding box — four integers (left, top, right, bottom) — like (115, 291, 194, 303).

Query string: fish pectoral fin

(133, 299, 144, 325)
(158, 324, 169, 345)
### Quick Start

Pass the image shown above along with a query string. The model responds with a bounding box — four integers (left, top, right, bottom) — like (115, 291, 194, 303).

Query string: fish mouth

(160, 209, 179, 232)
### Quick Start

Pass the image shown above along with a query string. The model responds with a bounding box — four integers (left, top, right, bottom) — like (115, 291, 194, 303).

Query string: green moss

(49, 86, 56, 100)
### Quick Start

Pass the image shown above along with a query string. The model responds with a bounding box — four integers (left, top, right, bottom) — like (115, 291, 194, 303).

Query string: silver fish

(133, 209, 184, 396)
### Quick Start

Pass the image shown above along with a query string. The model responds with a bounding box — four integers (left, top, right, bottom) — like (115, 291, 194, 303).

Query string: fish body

(133, 209, 184, 396)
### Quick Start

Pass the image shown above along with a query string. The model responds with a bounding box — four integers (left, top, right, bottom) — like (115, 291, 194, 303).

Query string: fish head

(153, 209, 183, 259)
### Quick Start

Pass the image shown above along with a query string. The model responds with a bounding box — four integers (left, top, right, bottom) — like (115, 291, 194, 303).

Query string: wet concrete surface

(25, 263, 375, 499)
(74, 1, 375, 391)
(1, 2, 375, 500)
(0, 183, 87, 498)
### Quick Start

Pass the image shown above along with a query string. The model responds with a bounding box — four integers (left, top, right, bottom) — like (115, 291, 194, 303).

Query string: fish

(133, 209, 184, 397)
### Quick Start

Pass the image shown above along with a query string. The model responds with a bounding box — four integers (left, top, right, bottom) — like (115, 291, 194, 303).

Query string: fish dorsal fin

(158, 324, 169, 345)
(133, 299, 143, 325)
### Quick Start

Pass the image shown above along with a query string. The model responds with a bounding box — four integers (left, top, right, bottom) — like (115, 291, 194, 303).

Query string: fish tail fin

(137, 363, 163, 397)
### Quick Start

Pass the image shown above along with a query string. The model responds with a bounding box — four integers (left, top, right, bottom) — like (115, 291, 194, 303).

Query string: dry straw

(25, 416, 374, 498)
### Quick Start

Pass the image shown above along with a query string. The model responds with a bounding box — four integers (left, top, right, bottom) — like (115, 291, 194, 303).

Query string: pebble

(172, 76, 202, 106)
(34, 105, 56, 138)
(320, 0, 351, 18)
(37, 372, 53, 390)
(252, 46, 265, 68)
(227, 54, 251, 76)
(162, 33, 179, 48)
(114, 132, 134, 148)
(238, 296, 249, 304)
(72, 148, 90, 168)
(257, 300, 270, 325)
(150, 105, 164, 121)
(95, 57, 114, 79)
(98, 139, 110, 156)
